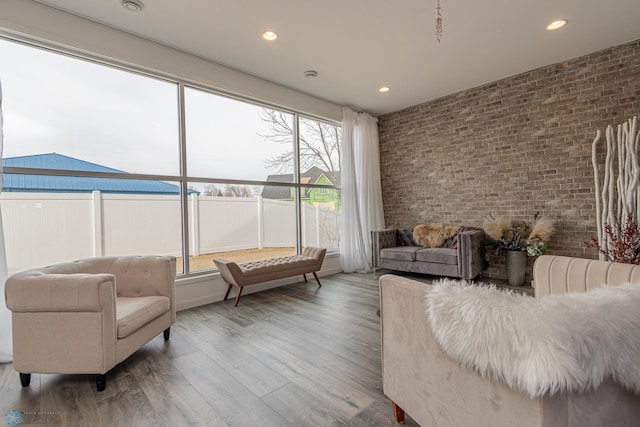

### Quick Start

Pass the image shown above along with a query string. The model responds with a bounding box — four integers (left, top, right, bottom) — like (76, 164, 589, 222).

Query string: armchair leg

(392, 401, 405, 423)
(303, 273, 308, 283)
(163, 327, 170, 341)
(96, 374, 106, 392)
(19, 373, 31, 387)
(312, 271, 322, 287)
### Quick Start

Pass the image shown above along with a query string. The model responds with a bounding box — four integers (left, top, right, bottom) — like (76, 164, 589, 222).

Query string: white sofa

(380, 255, 640, 427)
(5, 255, 176, 391)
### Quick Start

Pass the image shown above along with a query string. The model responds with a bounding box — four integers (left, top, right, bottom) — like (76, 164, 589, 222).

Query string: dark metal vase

(506, 250, 526, 286)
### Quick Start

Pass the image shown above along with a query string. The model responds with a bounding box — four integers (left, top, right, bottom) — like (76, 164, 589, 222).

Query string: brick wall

(377, 39, 640, 281)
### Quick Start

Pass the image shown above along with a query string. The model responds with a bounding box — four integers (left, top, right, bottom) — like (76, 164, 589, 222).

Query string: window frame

(0, 34, 341, 277)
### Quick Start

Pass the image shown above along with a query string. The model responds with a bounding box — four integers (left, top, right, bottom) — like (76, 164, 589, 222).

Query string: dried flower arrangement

(483, 213, 555, 256)
(585, 213, 640, 264)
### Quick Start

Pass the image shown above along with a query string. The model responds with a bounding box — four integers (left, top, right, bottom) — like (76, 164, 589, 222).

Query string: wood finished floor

(0, 273, 420, 427)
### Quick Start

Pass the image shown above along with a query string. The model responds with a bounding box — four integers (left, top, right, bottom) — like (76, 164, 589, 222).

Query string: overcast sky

(0, 37, 292, 184)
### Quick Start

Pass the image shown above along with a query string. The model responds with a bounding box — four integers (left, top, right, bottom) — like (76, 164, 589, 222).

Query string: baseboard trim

(176, 264, 344, 311)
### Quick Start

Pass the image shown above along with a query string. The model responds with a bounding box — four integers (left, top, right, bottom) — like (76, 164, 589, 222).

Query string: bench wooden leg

(224, 283, 233, 301)
(233, 287, 244, 307)
(303, 273, 308, 283)
(312, 271, 322, 287)
(392, 401, 405, 423)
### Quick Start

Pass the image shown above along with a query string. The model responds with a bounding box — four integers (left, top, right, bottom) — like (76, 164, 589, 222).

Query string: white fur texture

(425, 278, 640, 398)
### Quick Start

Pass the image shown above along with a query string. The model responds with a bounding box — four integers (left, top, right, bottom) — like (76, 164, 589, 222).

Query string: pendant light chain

(435, 0, 443, 42)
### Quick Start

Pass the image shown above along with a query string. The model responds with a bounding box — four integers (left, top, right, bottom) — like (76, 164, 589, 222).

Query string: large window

(184, 87, 294, 181)
(0, 39, 180, 175)
(0, 37, 341, 276)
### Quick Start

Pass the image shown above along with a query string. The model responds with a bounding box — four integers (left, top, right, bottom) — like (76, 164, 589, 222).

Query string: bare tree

(318, 209, 341, 249)
(223, 185, 255, 197)
(202, 184, 255, 197)
(202, 184, 223, 196)
(259, 109, 341, 185)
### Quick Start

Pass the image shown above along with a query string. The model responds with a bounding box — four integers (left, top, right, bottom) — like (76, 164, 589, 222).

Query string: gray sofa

(371, 227, 485, 279)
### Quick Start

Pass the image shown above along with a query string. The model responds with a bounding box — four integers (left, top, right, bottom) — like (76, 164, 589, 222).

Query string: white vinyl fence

(0, 192, 340, 272)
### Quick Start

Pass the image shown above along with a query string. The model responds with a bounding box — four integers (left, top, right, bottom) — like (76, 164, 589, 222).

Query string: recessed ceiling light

(121, 0, 144, 12)
(262, 31, 278, 41)
(546, 19, 568, 31)
(379, 86, 391, 93)
(304, 70, 318, 79)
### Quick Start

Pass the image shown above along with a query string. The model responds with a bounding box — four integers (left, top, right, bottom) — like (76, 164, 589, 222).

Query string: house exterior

(261, 166, 340, 210)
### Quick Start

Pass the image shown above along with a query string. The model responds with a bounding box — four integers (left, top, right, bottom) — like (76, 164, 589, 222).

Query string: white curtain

(0, 80, 12, 363)
(340, 107, 385, 273)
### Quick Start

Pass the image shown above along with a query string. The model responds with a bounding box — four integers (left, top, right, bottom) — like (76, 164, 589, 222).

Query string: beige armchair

(5, 255, 176, 391)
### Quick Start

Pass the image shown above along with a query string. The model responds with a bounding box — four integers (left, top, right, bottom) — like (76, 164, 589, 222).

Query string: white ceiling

(33, 0, 640, 116)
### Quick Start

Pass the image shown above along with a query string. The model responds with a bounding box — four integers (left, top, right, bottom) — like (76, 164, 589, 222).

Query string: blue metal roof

(2, 153, 195, 195)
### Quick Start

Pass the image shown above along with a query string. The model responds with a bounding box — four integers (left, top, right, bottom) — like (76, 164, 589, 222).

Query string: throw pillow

(397, 228, 417, 246)
(413, 224, 460, 248)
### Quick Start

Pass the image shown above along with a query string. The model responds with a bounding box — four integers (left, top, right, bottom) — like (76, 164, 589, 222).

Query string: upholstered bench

(213, 247, 326, 306)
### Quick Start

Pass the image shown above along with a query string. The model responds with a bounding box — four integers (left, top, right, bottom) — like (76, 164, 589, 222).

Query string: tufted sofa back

(533, 255, 640, 297)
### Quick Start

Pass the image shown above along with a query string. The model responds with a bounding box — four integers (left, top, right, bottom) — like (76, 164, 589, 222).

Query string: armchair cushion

(116, 296, 170, 339)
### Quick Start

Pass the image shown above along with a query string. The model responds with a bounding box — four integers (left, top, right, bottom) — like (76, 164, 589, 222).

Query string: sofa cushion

(380, 246, 421, 262)
(117, 296, 170, 339)
(416, 248, 458, 265)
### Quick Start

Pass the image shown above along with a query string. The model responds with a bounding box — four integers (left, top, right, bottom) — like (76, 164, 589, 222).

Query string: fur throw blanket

(425, 278, 640, 398)
(413, 224, 460, 248)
